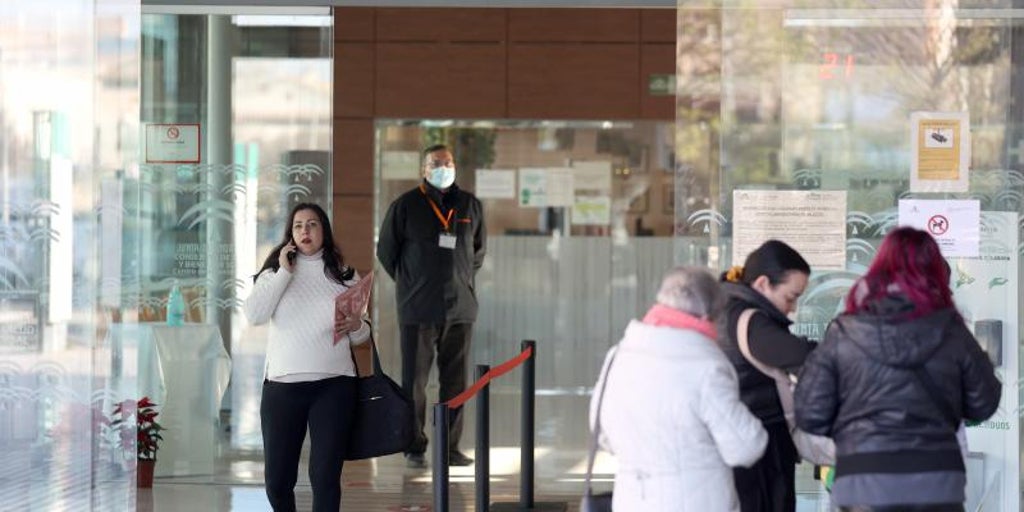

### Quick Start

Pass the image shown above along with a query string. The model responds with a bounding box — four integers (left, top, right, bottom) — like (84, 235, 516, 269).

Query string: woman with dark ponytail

(717, 240, 816, 512)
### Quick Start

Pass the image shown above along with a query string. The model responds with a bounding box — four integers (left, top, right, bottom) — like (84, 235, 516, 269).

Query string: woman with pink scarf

(590, 266, 768, 511)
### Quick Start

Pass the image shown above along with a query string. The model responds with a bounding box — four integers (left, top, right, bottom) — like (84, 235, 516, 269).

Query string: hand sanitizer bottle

(167, 283, 186, 326)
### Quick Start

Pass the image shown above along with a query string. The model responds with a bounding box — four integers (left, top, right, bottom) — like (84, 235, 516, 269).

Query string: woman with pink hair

(794, 227, 1000, 511)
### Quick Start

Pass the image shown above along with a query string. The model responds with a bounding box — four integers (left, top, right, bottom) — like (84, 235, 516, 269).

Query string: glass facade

(675, 3, 1024, 510)
(2, 1, 1023, 510)
(0, 0, 140, 508)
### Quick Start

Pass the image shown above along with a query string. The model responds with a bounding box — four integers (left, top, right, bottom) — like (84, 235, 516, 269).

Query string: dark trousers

(400, 321, 473, 455)
(735, 422, 797, 512)
(261, 375, 357, 512)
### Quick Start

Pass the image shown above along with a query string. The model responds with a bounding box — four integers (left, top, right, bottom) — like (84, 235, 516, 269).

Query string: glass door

(675, 3, 1024, 510)
(138, 6, 334, 459)
(0, 0, 141, 509)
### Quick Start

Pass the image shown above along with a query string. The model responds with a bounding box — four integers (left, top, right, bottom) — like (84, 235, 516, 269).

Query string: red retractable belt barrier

(445, 345, 533, 410)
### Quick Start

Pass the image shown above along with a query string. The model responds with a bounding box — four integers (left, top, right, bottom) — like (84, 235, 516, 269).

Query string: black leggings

(261, 375, 357, 512)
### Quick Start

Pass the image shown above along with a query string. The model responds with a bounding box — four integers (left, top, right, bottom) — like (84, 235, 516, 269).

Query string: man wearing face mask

(376, 144, 487, 469)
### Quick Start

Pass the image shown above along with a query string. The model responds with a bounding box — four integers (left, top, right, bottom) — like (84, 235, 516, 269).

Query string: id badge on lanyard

(423, 186, 457, 250)
(438, 233, 457, 249)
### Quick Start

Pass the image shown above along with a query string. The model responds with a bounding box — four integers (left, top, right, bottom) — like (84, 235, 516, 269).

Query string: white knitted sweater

(243, 250, 370, 382)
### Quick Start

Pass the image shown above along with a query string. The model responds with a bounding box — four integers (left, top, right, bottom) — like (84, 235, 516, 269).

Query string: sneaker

(405, 452, 427, 469)
(448, 450, 474, 466)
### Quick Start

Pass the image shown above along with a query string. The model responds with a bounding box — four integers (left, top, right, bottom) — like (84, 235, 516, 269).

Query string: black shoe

(405, 452, 427, 469)
(448, 450, 473, 466)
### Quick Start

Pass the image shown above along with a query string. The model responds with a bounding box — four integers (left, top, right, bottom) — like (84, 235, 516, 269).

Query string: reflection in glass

(0, 0, 140, 509)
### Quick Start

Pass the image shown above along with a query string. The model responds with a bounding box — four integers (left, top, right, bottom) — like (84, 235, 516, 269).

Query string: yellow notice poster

(910, 112, 970, 193)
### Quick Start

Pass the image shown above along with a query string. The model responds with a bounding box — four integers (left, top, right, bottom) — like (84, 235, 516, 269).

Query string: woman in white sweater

(244, 203, 370, 512)
(591, 266, 768, 511)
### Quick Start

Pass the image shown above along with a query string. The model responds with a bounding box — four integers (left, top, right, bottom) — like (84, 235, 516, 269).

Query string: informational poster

(381, 151, 421, 181)
(951, 212, 1019, 512)
(475, 169, 516, 199)
(546, 168, 574, 207)
(518, 168, 546, 207)
(898, 199, 980, 258)
(910, 111, 970, 193)
(572, 161, 613, 192)
(571, 195, 611, 226)
(145, 123, 200, 164)
(518, 168, 573, 207)
(732, 190, 847, 270)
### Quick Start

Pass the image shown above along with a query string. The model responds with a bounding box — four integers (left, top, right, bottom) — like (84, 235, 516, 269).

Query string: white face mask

(426, 166, 455, 189)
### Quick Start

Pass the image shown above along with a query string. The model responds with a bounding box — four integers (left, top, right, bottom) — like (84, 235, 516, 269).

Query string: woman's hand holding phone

(279, 241, 297, 271)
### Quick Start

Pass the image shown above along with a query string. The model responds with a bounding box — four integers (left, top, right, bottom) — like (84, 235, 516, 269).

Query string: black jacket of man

(376, 181, 486, 325)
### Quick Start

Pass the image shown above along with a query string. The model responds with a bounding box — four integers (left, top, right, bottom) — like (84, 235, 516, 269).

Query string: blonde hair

(724, 265, 745, 283)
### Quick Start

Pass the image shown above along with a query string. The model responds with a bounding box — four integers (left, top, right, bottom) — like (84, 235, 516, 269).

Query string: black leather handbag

(346, 336, 414, 461)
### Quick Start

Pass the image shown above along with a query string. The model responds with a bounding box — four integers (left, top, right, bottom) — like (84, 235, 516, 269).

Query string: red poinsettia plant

(111, 397, 165, 461)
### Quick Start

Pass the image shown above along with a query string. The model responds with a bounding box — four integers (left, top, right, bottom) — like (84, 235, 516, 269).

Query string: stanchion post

(433, 403, 450, 512)
(521, 339, 536, 509)
(489, 341, 566, 512)
(475, 364, 490, 512)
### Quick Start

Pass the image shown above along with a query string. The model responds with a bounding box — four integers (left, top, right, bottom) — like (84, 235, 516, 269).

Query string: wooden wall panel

(641, 9, 675, 43)
(640, 43, 675, 119)
(333, 195, 376, 274)
(509, 43, 639, 119)
(375, 43, 507, 118)
(335, 43, 374, 118)
(509, 9, 639, 43)
(334, 119, 375, 196)
(376, 8, 506, 42)
(335, 7, 375, 42)
(332, 7, 677, 283)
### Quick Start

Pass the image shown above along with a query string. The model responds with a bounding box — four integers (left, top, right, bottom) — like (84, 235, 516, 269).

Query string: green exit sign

(648, 74, 676, 96)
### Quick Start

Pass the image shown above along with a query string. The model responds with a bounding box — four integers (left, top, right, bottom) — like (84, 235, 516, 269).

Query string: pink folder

(334, 271, 373, 345)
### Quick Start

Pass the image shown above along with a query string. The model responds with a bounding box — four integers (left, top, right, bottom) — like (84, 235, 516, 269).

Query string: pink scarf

(641, 303, 718, 340)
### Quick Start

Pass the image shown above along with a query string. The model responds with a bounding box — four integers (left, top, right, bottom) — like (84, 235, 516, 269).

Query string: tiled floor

(140, 443, 830, 511)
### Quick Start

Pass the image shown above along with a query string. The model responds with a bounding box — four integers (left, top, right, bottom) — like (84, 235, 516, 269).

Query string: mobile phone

(287, 240, 297, 263)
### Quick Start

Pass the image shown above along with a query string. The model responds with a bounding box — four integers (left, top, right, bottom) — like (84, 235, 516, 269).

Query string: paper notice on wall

(732, 190, 847, 270)
(910, 111, 970, 193)
(145, 124, 200, 164)
(519, 168, 547, 207)
(546, 168, 574, 207)
(572, 161, 613, 193)
(519, 168, 574, 207)
(572, 195, 611, 225)
(475, 169, 516, 199)
(381, 151, 421, 181)
(897, 199, 979, 258)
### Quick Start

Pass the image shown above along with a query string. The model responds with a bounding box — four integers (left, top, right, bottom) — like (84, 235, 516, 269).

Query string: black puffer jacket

(794, 295, 1001, 505)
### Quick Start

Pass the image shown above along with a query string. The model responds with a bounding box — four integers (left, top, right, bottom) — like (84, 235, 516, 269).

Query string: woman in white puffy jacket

(590, 266, 768, 511)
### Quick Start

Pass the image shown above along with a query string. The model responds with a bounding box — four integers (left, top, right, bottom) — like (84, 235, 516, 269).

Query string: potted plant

(112, 396, 165, 488)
